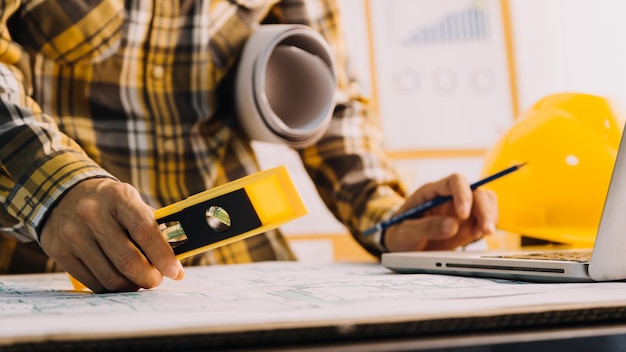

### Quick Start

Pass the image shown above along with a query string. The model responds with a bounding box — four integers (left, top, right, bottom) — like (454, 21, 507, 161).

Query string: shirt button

(152, 65, 165, 79)
(163, 139, 176, 152)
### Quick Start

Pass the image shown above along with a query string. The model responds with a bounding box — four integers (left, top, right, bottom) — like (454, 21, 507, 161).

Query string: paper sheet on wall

(2, 262, 626, 344)
(369, 0, 514, 150)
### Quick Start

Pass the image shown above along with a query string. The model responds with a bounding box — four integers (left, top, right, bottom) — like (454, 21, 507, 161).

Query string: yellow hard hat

(481, 92, 625, 246)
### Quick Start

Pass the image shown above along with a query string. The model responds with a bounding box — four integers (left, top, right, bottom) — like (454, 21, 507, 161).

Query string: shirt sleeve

(269, 0, 408, 257)
(0, 63, 117, 241)
(0, 0, 121, 242)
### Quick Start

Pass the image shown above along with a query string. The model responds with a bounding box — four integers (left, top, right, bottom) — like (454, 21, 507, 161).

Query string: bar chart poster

(368, 0, 515, 151)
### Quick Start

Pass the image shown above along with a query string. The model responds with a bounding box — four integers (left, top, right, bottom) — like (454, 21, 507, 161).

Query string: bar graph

(368, 0, 514, 150)
(404, 3, 489, 45)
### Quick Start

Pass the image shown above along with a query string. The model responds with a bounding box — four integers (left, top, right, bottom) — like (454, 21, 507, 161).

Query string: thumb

(386, 216, 458, 252)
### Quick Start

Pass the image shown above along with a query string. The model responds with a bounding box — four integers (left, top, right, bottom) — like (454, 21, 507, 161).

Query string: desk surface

(2, 261, 626, 351)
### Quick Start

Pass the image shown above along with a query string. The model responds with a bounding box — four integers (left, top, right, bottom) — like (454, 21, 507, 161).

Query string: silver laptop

(382, 127, 626, 283)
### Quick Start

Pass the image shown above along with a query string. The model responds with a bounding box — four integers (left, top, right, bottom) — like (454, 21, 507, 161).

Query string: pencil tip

(517, 162, 528, 168)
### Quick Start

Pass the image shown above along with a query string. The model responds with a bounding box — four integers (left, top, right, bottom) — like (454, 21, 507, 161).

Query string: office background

(253, 0, 626, 262)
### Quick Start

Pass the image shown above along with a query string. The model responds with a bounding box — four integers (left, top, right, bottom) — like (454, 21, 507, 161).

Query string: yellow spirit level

(155, 165, 307, 259)
(68, 166, 307, 290)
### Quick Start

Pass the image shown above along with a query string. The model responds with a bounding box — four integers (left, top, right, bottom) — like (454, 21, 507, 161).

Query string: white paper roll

(235, 25, 337, 148)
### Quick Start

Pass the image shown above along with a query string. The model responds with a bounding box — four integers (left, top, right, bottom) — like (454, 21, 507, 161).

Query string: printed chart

(368, 0, 515, 150)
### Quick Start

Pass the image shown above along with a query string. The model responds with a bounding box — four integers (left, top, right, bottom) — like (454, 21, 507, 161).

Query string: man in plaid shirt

(0, 0, 497, 293)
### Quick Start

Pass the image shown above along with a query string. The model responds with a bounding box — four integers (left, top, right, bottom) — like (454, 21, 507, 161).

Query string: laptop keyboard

(487, 250, 592, 263)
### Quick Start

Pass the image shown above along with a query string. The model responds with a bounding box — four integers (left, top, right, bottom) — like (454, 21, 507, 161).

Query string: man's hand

(40, 178, 184, 293)
(383, 173, 498, 252)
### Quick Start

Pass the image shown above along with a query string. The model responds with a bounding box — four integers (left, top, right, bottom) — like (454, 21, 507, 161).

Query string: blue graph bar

(404, 5, 490, 45)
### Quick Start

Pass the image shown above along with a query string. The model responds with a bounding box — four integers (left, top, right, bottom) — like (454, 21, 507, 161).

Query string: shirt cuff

(360, 189, 405, 255)
(369, 226, 389, 253)
(5, 150, 116, 241)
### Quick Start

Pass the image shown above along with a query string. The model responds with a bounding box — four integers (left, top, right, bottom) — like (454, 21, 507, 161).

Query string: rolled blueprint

(235, 25, 337, 148)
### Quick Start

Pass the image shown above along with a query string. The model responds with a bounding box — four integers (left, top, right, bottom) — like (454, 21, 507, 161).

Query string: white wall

(510, 0, 626, 112)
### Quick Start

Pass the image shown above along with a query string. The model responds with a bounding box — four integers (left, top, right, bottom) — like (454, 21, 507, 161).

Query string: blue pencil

(363, 162, 527, 237)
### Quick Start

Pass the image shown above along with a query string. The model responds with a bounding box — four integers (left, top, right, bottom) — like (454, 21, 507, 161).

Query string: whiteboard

(368, 0, 514, 150)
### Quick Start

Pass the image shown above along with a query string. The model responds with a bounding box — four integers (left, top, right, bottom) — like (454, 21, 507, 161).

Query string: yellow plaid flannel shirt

(0, 0, 406, 274)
